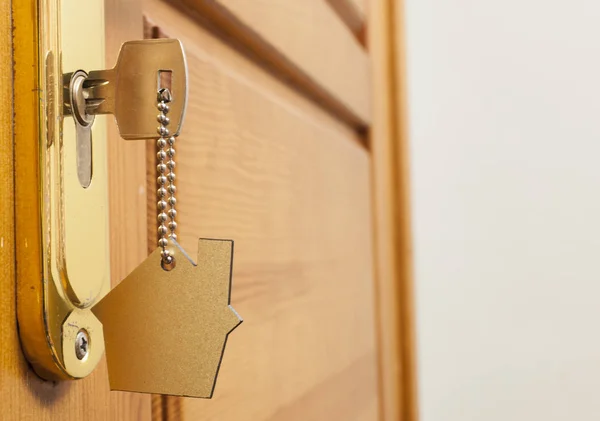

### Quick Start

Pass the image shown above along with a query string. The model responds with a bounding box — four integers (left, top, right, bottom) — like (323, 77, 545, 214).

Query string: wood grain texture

(162, 0, 371, 129)
(6, 1, 150, 420)
(144, 1, 379, 419)
(369, 0, 418, 420)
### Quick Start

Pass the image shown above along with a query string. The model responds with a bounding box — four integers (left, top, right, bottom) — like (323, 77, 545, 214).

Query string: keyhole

(66, 70, 94, 188)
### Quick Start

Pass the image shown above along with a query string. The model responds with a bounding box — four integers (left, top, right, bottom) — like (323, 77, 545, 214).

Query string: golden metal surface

(61, 0, 110, 308)
(16, 0, 109, 380)
(93, 239, 243, 398)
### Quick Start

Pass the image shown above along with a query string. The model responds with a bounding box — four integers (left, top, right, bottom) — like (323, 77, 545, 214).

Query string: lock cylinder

(64, 70, 95, 188)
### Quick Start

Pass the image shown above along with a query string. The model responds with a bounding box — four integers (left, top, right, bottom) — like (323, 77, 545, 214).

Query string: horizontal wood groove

(325, 0, 367, 45)
(162, 0, 371, 133)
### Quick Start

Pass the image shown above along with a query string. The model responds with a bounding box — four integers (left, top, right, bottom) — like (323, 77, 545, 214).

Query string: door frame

(370, 0, 418, 420)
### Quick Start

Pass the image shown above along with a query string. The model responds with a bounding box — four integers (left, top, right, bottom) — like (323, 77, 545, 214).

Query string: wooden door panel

(160, 0, 371, 128)
(144, 2, 379, 419)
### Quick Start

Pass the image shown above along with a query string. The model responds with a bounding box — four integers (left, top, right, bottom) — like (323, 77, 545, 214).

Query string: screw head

(75, 329, 90, 361)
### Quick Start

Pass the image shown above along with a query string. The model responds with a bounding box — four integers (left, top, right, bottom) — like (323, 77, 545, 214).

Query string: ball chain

(156, 88, 177, 266)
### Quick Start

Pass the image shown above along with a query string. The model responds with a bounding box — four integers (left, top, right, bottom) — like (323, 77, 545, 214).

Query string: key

(83, 38, 188, 140)
(63, 39, 187, 186)
(78, 39, 241, 398)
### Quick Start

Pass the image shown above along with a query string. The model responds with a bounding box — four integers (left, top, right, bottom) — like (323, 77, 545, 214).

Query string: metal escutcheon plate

(15, 0, 110, 380)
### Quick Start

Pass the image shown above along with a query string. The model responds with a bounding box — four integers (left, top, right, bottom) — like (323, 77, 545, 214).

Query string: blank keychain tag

(92, 238, 242, 398)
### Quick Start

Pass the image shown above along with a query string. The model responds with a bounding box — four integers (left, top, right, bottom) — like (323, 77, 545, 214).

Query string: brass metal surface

(16, 0, 109, 380)
(93, 239, 242, 397)
(61, 0, 110, 308)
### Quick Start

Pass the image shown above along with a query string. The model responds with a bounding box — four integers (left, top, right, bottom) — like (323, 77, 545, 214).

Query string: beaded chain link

(156, 88, 177, 266)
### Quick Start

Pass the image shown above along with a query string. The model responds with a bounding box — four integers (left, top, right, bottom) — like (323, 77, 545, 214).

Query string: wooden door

(2, 0, 415, 420)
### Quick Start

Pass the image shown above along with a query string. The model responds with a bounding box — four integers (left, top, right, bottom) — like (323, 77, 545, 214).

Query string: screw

(75, 329, 90, 361)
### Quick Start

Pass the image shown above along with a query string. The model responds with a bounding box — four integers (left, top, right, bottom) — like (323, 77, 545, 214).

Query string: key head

(88, 39, 188, 140)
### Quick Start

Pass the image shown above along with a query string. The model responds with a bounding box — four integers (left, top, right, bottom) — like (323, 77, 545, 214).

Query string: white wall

(405, 1, 600, 420)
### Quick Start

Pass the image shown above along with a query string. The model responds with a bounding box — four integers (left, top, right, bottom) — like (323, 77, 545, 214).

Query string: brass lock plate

(15, 0, 109, 379)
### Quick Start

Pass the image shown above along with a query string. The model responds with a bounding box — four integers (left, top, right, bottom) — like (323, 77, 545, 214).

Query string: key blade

(92, 239, 242, 398)
(87, 39, 188, 140)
